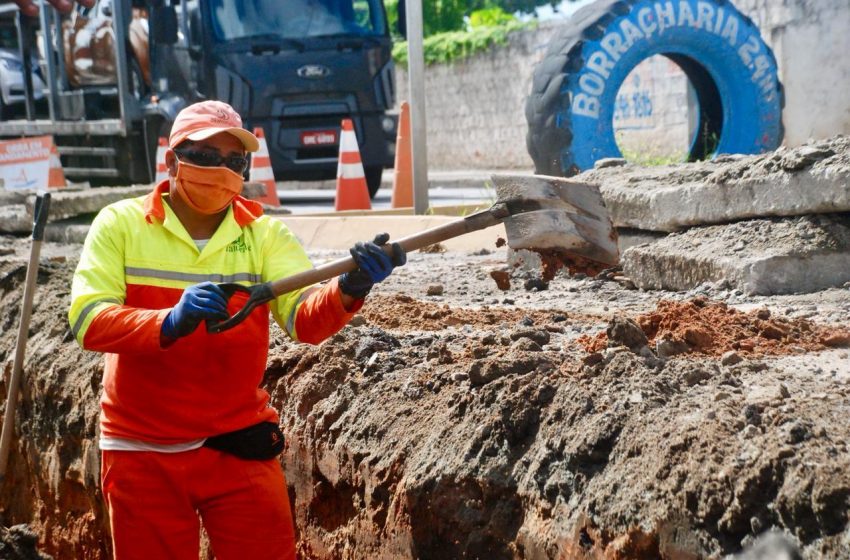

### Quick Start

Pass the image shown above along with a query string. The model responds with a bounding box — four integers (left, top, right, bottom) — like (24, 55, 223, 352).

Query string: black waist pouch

(204, 421, 285, 460)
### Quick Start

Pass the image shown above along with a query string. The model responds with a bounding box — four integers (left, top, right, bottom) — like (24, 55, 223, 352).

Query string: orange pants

(101, 447, 296, 560)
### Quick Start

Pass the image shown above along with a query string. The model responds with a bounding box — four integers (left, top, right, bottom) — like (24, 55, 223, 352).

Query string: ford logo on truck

(297, 65, 331, 79)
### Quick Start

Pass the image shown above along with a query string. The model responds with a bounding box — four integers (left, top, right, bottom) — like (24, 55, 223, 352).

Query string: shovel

(0, 192, 50, 482)
(207, 174, 618, 334)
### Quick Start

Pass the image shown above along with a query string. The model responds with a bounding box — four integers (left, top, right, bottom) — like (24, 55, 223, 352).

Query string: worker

(68, 100, 405, 559)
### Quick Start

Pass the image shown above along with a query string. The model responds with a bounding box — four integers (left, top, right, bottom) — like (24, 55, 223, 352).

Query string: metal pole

(38, 0, 57, 121)
(54, 3, 69, 93)
(404, 0, 429, 215)
(112, 0, 132, 126)
(15, 10, 36, 120)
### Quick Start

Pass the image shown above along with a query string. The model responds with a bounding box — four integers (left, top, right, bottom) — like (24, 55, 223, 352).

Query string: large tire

(526, 0, 784, 176)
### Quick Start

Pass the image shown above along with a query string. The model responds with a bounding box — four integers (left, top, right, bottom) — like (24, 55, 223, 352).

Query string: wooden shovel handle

(268, 206, 505, 297)
(0, 193, 50, 480)
(206, 206, 506, 334)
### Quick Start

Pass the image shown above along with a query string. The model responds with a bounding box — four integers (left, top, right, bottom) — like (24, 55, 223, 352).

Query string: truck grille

(295, 146, 338, 160)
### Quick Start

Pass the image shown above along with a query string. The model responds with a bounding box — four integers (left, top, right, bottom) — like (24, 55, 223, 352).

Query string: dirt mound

(0, 258, 109, 559)
(0, 524, 51, 560)
(273, 324, 850, 559)
(361, 293, 576, 332)
(579, 298, 850, 357)
(1, 238, 848, 559)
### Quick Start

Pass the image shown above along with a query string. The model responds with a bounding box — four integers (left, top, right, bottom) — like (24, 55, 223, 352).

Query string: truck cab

(170, 0, 397, 194)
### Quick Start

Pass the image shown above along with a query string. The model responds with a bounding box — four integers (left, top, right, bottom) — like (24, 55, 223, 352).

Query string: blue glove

(162, 282, 230, 339)
(339, 233, 407, 298)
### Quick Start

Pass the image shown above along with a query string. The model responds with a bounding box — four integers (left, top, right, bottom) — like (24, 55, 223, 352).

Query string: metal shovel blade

(492, 174, 619, 267)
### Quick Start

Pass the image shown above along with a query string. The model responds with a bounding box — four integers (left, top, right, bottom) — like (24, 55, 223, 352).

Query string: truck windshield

(208, 0, 386, 42)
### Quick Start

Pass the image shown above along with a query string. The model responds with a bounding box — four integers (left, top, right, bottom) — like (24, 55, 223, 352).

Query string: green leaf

(393, 20, 535, 67)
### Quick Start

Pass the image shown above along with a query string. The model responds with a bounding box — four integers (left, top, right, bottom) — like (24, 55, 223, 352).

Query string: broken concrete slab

(622, 214, 850, 295)
(0, 185, 152, 234)
(0, 182, 272, 234)
(44, 224, 92, 245)
(581, 136, 850, 232)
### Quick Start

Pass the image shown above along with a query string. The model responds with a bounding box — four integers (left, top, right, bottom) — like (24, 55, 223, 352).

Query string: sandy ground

(1, 234, 848, 559)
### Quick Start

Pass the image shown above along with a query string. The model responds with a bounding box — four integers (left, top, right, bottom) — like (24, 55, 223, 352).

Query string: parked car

(0, 21, 46, 118)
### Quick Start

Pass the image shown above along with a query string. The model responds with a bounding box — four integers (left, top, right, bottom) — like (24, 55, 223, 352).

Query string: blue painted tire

(526, 0, 784, 176)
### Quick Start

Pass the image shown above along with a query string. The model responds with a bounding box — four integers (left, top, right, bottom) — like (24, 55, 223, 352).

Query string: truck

(0, 0, 399, 196)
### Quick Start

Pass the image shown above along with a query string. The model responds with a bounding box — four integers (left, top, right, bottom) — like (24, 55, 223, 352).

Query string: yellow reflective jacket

(69, 182, 358, 444)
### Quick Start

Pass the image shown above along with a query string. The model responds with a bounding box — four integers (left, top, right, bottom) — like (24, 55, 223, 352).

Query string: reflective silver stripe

(286, 287, 318, 336)
(125, 267, 262, 284)
(71, 298, 121, 339)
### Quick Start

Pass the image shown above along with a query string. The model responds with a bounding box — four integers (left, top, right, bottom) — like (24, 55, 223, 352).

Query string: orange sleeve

(293, 278, 362, 345)
(83, 305, 171, 354)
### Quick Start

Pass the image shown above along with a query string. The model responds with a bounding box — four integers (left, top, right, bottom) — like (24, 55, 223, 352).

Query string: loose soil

(578, 299, 850, 357)
(1, 236, 849, 559)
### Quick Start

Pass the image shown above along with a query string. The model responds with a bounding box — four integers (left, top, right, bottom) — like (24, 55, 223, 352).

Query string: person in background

(68, 99, 405, 559)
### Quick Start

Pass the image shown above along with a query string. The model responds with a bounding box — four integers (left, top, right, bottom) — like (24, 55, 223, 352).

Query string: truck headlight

(381, 116, 395, 134)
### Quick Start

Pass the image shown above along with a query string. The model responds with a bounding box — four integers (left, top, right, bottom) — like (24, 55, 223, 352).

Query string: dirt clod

(581, 299, 843, 357)
(0, 525, 52, 560)
(425, 284, 444, 296)
(532, 249, 611, 281)
(489, 269, 511, 290)
(606, 316, 648, 351)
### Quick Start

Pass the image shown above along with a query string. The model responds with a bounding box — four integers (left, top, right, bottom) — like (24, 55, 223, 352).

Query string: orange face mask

(174, 160, 244, 214)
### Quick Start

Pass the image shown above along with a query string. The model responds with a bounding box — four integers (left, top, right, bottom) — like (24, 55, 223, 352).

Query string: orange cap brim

(181, 127, 260, 152)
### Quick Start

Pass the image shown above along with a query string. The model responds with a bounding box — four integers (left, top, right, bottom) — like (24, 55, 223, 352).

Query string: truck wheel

(365, 165, 383, 198)
(525, 0, 784, 176)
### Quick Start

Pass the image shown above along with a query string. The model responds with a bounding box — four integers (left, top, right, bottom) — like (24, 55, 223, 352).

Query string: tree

(390, 0, 563, 37)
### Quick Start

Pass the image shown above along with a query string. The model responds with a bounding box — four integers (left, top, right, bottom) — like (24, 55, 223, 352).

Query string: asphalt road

(275, 170, 518, 214)
(277, 185, 496, 214)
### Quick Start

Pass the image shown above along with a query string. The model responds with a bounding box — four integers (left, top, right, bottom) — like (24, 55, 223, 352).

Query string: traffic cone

(335, 119, 371, 211)
(249, 127, 280, 206)
(47, 137, 66, 188)
(154, 137, 168, 184)
(391, 102, 412, 208)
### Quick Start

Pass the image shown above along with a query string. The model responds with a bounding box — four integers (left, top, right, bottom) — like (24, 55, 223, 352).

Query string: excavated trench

(1, 238, 849, 559)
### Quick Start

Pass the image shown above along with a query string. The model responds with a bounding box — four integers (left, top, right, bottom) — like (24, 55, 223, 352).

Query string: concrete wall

(397, 0, 850, 169)
(396, 24, 559, 170)
(613, 56, 696, 163)
(732, 0, 850, 146)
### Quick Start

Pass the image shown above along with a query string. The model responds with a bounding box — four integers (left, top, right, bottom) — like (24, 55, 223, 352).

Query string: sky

(533, 0, 596, 20)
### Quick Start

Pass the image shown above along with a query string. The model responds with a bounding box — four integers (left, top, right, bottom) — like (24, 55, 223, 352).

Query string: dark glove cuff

(161, 311, 178, 340)
(338, 272, 373, 299)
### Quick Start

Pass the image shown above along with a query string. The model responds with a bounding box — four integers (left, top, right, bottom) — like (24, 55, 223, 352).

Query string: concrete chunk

(622, 215, 850, 295)
(0, 182, 274, 234)
(580, 136, 850, 232)
(0, 185, 152, 233)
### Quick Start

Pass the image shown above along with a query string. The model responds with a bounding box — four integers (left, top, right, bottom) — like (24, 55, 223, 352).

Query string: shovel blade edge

(493, 174, 619, 267)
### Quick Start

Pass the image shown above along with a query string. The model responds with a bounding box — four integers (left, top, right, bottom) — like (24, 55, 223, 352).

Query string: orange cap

(169, 100, 260, 152)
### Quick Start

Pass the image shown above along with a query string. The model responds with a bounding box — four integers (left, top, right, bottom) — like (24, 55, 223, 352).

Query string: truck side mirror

(151, 5, 178, 45)
(396, 0, 406, 39)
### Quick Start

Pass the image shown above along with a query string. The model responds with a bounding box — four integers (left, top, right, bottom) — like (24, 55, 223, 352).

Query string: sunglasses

(175, 148, 249, 174)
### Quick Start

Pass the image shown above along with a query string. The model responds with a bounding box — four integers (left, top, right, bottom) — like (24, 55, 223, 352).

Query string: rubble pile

(0, 247, 847, 559)
(1, 137, 849, 559)
(579, 298, 850, 357)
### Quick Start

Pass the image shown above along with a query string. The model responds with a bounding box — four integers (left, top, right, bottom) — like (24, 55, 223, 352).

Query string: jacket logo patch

(226, 235, 251, 253)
